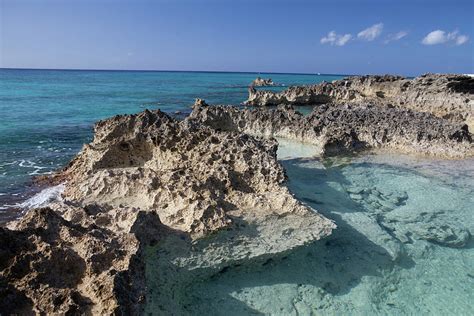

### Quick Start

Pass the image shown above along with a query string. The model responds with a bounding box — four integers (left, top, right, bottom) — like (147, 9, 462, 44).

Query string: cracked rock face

(190, 102, 473, 158)
(246, 74, 474, 130)
(1, 109, 335, 314)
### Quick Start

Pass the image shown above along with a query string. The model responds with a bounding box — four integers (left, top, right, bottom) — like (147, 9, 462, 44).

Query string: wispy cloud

(455, 34, 469, 45)
(384, 31, 408, 44)
(422, 30, 469, 45)
(357, 23, 383, 41)
(320, 31, 352, 46)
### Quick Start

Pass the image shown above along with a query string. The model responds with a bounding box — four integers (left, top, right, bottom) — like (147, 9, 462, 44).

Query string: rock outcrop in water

(250, 77, 275, 87)
(246, 74, 474, 129)
(0, 109, 335, 314)
(190, 101, 473, 158)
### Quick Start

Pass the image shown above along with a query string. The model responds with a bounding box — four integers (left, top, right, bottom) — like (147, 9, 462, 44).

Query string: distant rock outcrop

(245, 74, 474, 130)
(250, 77, 275, 87)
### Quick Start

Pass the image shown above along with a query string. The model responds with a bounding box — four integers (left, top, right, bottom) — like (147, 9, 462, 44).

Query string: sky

(0, 0, 473, 76)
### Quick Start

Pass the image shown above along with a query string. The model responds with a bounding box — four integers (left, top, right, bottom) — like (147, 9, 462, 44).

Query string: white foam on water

(18, 184, 65, 210)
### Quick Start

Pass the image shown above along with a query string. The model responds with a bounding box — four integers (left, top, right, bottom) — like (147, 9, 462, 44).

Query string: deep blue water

(0, 69, 343, 217)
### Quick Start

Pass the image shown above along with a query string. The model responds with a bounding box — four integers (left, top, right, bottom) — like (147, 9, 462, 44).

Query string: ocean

(1, 69, 473, 315)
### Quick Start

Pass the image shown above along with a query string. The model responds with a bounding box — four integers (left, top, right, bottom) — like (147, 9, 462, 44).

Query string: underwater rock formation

(246, 74, 474, 129)
(0, 109, 335, 314)
(190, 101, 473, 158)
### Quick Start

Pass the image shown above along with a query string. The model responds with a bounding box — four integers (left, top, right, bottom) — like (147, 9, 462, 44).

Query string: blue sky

(1, 0, 473, 75)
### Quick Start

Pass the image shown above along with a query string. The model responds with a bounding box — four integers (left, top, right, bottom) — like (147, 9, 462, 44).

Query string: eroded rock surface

(1, 109, 335, 314)
(246, 74, 474, 129)
(0, 206, 166, 315)
(60, 109, 332, 238)
(190, 102, 473, 158)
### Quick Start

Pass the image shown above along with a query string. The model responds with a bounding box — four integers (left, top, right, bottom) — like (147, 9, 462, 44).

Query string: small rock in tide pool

(349, 193, 363, 200)
(419, 225, 471, 248)
(378, 199, 396, 210)
(346, 187, 364, 194)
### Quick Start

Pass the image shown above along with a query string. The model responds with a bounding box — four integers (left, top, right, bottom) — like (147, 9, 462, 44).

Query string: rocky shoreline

(0, 109, 334, 314)
(246, 74, 474, 130)
(191, 100, 473, 158)
(1, 73, 473, 314)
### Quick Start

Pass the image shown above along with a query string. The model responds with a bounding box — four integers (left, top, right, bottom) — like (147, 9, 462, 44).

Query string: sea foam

(19, 184, 65, 210)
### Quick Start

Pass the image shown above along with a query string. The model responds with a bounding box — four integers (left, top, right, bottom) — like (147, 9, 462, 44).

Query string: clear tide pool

(183, 152, 474, 315)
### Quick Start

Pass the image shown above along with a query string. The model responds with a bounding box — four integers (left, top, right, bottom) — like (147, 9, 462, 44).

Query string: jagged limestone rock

(246, 74, 474, 130)
(189, 102, 473, 158)
(1, 109, 335, 314)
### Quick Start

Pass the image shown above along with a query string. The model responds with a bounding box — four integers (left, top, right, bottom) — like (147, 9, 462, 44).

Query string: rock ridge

(245, 74, 474, 130)
(190, 101, 473, 158)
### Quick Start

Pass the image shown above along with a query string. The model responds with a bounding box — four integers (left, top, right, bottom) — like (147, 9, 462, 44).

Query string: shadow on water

(182, 157, 416, 314)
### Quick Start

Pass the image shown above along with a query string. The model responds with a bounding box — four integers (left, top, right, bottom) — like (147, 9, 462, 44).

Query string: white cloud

(422, 30, 469, 45)
(357, 23, 383, 41)
(455, 34, 469, 45)
(422, 30, 446, 45)
(384, 31, 408, 43)
(320, 31, 352, 46)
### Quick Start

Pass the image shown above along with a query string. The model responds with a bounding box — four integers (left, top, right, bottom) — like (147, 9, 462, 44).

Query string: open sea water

(1, 69, 473, 315)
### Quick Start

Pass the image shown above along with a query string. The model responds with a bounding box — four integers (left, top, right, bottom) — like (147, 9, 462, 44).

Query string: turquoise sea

(0, 69, 473, 315)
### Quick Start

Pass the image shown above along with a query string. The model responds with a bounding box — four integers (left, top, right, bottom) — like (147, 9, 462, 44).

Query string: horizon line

(0, 67, 365, 77)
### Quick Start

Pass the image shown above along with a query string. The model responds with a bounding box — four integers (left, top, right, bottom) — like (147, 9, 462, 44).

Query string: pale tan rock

(60, 109, 333, 238)
(190, 102, 473, 159)
(246, 74, 474, 130)
(250, 77, 275, 87)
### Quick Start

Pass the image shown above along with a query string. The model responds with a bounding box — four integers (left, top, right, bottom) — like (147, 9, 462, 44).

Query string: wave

(0, 184, 66, 212)
(18, 184, 65, 210)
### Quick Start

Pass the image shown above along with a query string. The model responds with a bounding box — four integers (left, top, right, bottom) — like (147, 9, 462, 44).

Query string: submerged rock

(378, 209, 471, 248)
(1, 109, 335, 314)
(189, 102, 473, 158)
(245, 74, 474, 130)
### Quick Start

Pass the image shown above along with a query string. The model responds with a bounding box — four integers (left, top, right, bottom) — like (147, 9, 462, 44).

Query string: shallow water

(184, 152, 474, 315)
